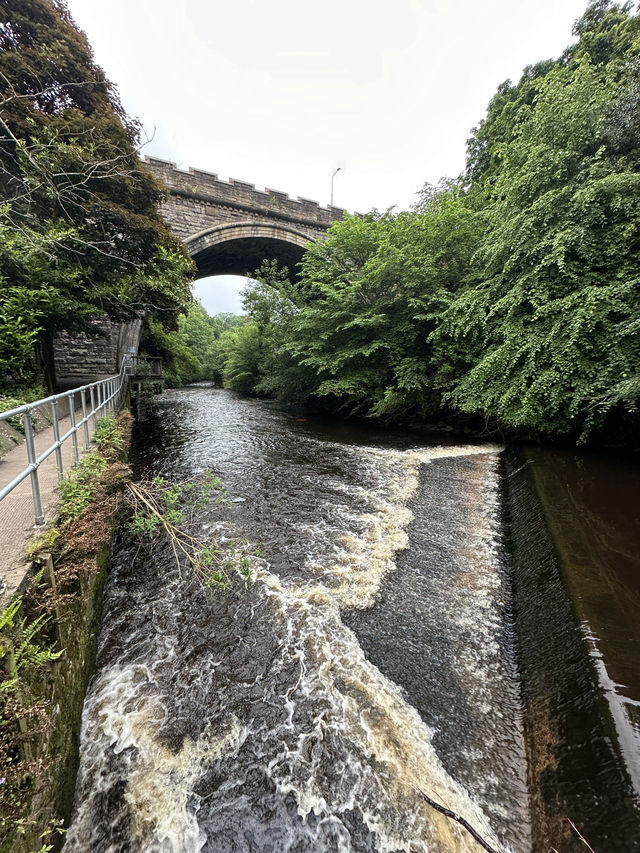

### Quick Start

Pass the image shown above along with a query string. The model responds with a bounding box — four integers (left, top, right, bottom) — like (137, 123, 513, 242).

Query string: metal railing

(0, 356, 132, 527)
(128, 355, 163, 378)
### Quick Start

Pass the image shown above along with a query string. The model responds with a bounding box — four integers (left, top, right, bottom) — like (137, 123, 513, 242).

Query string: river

(63, 387, 640, 852)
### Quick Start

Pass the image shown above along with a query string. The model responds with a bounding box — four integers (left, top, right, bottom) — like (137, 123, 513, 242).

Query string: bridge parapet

(144, 157, 344, 238)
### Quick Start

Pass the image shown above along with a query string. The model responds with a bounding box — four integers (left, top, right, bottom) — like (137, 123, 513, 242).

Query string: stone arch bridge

(54, 160, 344, 387)
(145, 156, 344, 279)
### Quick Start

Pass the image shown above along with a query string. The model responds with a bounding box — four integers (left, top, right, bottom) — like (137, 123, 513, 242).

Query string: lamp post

(330, 167, 341, 207)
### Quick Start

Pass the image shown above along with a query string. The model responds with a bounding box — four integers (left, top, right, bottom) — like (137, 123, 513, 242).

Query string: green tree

(222, 323, 263, 394)
(139, 301, 247, 387)
(465, 1, 639, 189)
(204, 313, 245, 384)
(139, 319, 201, 388)
(237, 260, 317, 401)
(0, 0, 193, 388)
(262, 193, 481, 420)
(177, 301, 217, 378)
(444, 46, 640, 440)
(465, 60, 555, 187)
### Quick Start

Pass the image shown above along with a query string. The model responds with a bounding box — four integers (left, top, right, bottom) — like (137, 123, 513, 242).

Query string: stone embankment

(0, 412, 133, 852)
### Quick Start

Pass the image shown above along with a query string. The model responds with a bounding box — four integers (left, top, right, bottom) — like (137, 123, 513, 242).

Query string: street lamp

(330, 167, 341, 207)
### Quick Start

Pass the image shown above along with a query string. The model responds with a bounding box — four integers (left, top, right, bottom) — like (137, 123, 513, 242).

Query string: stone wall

(1, 414, 133, 853)
(52, 160, 340, 386)
(53, 318, 142, 388)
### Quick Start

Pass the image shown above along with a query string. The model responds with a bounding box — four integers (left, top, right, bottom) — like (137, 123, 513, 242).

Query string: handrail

(0, 355, 133, 526)
(128, 355, 163, 377)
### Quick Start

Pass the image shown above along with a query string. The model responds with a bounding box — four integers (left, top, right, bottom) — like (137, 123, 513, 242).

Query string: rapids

(63, 386, 638, 852)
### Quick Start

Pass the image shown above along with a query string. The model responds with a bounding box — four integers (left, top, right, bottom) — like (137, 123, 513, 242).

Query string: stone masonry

(54, 161, 343, 385)
(53, 319, 142, 389)
(144, 156, 344, 245)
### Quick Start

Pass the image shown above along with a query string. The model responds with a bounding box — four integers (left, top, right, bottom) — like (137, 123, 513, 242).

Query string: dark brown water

(63, 388, 640, 852)
(508, 446, 640, 850)
(527, 445, 640, 775)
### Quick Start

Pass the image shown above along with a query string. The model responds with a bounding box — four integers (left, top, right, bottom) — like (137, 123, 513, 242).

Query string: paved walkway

(0, 410, 92, 607)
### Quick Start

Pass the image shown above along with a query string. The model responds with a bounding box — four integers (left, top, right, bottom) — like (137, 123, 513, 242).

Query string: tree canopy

(206, 1, 640, 450)
(445, 1, 640, 443)
(0, 0, 193, 389)
(18, 0, 635, 450)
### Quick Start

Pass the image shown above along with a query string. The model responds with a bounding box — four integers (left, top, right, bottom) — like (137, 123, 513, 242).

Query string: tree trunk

(35, 331, 57, 394)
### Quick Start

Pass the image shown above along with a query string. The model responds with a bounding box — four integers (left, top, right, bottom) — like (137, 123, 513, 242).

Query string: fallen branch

(568, 819, 596, 852)
(124, 474, 256, 591)
(416, 789, 501, 853)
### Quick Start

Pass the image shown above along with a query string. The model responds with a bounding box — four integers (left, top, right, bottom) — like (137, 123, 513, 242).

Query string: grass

(92, 415, 125, 455)
(58, 454, 108, 521)
(0, 411, 134, 852)
(55, 415, 127, 522)
(24, 529, 61, 561)
(0, 386, 49, 434)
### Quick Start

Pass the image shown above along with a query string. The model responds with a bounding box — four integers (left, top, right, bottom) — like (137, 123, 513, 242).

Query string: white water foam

(248, 561, 505, 852)
(65, 439, 512, 852)
(293, 442, 501, 610)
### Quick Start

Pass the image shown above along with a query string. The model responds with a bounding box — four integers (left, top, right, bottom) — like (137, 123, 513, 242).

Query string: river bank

(502, 446, 640, 851)
(0, 413, 132, 853)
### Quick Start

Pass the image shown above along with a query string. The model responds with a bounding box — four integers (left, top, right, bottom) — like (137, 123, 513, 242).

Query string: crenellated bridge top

(144, 156, 345, 238)
(53, 160, 345, 384)
(143, 157, 347, 280)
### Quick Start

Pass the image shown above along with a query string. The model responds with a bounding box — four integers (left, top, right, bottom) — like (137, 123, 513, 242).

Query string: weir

(60, 388, 640, 852)
(502, 448, 640, 851)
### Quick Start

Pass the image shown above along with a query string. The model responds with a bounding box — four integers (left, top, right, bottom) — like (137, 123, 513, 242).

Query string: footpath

(0, 412, 85, 607)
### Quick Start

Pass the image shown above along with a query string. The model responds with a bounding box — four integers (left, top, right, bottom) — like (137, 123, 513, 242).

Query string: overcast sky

(65, 0, 590, 313)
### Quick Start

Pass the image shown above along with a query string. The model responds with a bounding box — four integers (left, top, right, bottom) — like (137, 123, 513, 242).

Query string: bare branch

(568, 819, 597, 853)
(416, 789, 501, 853)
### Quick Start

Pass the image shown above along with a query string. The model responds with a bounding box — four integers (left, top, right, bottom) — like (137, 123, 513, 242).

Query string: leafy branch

(0, 581, 64, 841)
(125, 472, 257, 590)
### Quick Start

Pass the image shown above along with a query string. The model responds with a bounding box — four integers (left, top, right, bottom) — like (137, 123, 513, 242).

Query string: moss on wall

(0, 413, 132, 853)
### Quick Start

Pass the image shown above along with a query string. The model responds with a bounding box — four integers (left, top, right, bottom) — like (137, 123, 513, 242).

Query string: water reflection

(526, 446, 640, 797)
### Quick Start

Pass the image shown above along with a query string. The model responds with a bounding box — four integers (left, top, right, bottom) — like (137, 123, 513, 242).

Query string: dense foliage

(443, 54, 640, 441)
(447, 0, 640, 442)
(141, 301, 243, 387)
(10, 0, 635, 449)
(209, 1, 639, 449)
(0, 0, 193, 389)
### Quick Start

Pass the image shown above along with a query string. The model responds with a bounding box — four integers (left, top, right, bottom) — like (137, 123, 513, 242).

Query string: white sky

(192, 276, 249, 315)
(65, 0, 590, 313)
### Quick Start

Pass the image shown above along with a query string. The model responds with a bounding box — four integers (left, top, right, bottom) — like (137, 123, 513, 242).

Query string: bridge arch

(186, 221, 312, 281)
(53, 162, 344, 385)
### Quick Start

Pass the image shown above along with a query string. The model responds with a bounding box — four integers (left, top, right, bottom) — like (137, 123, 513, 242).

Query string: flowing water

(63, 387, 639, 852)
(503, 447, 640, 851)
